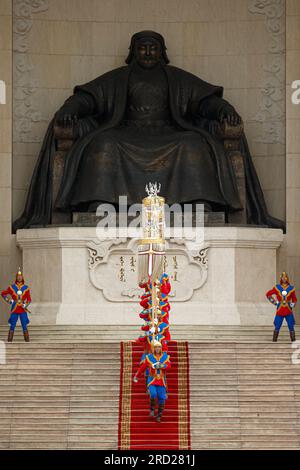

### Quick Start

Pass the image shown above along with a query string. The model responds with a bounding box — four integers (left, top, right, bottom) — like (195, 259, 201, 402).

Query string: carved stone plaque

(88, 238, 208, 302)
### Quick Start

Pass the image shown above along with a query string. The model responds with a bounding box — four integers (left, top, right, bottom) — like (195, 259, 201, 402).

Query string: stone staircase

(189, 342, 300, 449)
(0, 342, 120, 449)
(0, 325, 291, 343)
(0, 326, 299, 450)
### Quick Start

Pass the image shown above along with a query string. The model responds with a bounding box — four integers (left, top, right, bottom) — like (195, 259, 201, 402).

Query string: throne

(51, 120, 246, 226)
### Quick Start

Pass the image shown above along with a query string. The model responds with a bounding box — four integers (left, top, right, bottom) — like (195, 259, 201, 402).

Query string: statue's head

(126, 30, 170, 68)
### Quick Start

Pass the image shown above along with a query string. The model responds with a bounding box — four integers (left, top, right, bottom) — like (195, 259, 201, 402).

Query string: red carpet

(118, 341, 190, 450)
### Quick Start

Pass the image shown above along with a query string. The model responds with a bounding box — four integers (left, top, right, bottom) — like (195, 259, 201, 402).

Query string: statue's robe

(13, 63, 284, 232)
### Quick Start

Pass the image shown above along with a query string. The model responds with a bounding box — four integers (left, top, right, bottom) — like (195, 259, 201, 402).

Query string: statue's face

(281, 272, 288, 284)
(16, 274, 23, 283)
(135, 38, 162, 68)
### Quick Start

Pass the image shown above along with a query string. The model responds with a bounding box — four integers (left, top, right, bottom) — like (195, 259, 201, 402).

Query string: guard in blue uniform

(1, 268, 31, 342)
(134, 341, 171, 422)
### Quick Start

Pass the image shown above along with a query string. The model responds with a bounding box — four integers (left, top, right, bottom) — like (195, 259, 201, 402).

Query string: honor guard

(134, 341, 171, 422)
(1, 268, 31, 342)
(159, 273, 171, 296)
(266, 271, 297, 342)
(136, 331, 168, 353)
(141, 311, 171, 342)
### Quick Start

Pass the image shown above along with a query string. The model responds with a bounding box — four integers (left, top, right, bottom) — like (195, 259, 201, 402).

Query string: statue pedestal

(16, 227, 283, 325)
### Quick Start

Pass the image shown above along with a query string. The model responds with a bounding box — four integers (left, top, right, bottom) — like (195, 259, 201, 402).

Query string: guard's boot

(273, 329, 279, 342)
(7, 329, 14, 343)
(23, 329, 30, 342)
(290, 330, 296, 342)
(156, 403, 164, 422)
(149, 399, 156, 417)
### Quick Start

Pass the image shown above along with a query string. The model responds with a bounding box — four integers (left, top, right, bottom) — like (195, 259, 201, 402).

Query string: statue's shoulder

(166, 65, 202, 83)
(166, 65, 222, 91)
(76, 66, 128, 91)
(97, 66, 128, 83)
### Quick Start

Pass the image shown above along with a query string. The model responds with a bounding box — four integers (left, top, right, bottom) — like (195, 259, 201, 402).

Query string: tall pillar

(0, 0, 21, 324)
(0, 1, 12, 318)
(286, 1, 300, 321)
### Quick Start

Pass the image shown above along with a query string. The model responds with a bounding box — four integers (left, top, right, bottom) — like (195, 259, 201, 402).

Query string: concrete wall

(12, 0, 286, 222)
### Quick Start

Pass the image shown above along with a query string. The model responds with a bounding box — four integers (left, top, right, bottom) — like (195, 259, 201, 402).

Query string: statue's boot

(7, 329, 14, 343)
(156, 403, 165, 422)
(290, 330, 296, 342)
(149, 398, 156, 417)
(273, 329, 279, 342)
(23, 329, 30, 342)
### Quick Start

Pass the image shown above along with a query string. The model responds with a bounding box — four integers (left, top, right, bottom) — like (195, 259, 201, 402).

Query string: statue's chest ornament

(129, 81, 168, 112)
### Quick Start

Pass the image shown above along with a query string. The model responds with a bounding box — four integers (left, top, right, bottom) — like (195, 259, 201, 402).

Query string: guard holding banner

(134, 340, 171, 422)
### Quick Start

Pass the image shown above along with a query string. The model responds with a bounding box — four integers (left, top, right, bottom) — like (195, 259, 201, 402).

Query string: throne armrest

(214, 121, 244, 149)
(51, 124, 78, 225)
(214, 121, 246, 224)
(53, 124, 78, 151)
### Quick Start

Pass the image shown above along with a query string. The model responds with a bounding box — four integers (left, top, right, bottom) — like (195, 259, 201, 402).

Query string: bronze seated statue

(13, 30, 284, 232)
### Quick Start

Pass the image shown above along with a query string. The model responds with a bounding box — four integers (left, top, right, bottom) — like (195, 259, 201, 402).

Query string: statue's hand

(55, 108, 79, 128)
(218, 106, 242, 127)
